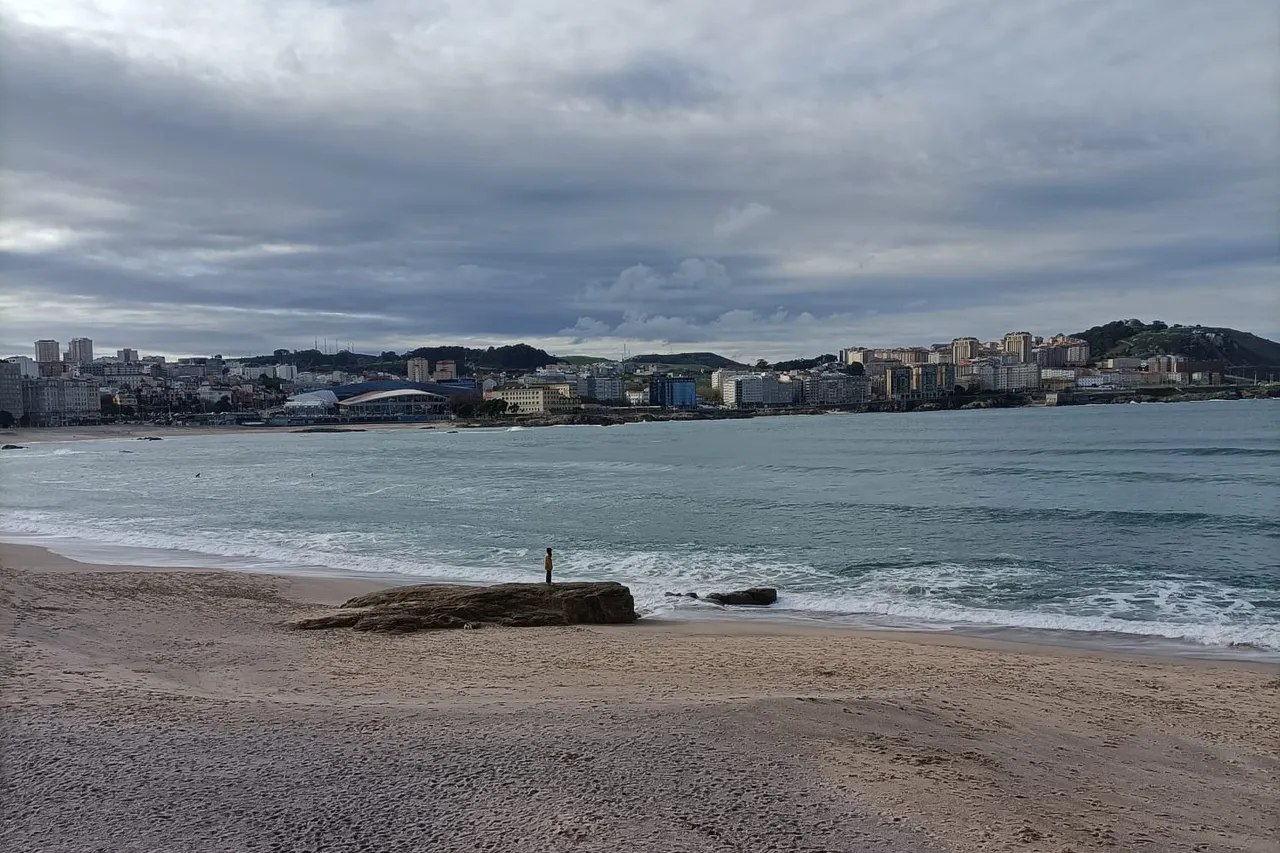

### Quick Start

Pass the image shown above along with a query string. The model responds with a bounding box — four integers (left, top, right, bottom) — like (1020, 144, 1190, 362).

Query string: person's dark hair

(546, 547, 553, 556)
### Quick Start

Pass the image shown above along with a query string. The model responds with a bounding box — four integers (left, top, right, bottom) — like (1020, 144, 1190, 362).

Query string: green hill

(631, 352, 747, 369)
(1072, 321, 1280, 366)
(243, 343, 557, 375)
(555, 355, 613, 366)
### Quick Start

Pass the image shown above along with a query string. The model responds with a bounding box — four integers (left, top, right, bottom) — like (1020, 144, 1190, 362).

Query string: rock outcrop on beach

(705, 588, 778, 606)
(1, 444, 24, 450)
(290, 582, 638, 633)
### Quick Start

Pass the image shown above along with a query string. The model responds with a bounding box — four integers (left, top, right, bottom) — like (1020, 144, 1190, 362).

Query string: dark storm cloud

(0, 1, 1276, 360)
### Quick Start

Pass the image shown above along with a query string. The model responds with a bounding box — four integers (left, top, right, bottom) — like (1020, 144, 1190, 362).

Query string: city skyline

(2, 320, 1257, 366)
(2, 2, 1277, 360)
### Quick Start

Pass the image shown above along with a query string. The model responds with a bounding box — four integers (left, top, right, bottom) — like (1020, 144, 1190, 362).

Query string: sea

(3, 400, 1278, 657)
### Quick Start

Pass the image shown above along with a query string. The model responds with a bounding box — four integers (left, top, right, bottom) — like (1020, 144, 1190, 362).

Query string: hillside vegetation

(1072, 321, 1280, 366)
(243, 344, 556, 375)
(631, 352, 747, 369)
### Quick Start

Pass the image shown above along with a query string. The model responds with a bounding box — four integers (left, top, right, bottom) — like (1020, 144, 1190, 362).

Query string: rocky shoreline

(451, 384, 1279, 429)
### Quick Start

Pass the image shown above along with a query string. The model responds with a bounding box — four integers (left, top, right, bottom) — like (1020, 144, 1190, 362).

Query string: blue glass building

(648, 374, 697, 409)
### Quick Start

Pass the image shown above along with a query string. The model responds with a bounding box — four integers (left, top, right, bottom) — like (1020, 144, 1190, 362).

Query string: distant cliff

(1072, 320, 1280, 366)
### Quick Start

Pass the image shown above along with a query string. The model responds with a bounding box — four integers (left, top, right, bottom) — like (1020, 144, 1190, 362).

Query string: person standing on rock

(544, 548, 554, 585)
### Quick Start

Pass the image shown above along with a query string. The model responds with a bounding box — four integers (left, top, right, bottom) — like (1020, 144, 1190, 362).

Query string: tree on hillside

(476, 399, 509, 418)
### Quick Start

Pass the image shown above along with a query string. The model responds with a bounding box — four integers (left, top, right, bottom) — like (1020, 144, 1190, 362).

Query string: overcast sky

(2, 1, 1277, 361)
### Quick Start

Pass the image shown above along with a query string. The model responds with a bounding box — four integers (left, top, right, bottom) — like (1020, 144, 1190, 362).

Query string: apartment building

(886, 347, 930, 365)
(407, 358, 431, 383)
(839, 347, 875, 366)
(5, 356, 40, 378)
(1042, 336, 1091, 365)
(909, 363, 956, 398)
(66, 338, 94, 364)
(35, 340, 61, 364)
(723, 374, 763, 408)
(976, 362, 1041, 392)
(711, 368, 747, 390)
(21, 377, 102, 426)
(882, 366, 913, 399)
(0, 361, 24, 422)
(950, 337, 980, 363)
(584, 375, 623, 401)
(801, 373, 870, 407)
(1001, 331, 1034, 364)
(1034, 346, 1067, 368)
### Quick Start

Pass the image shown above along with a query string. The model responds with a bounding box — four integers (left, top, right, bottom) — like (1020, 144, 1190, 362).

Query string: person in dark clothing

(544, 548, 553, 585)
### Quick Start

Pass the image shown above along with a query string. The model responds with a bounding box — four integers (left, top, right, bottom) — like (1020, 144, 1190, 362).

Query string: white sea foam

(1, 512, 523, 584)
(6, 510, 1277, 651)
(775, 589, 1280, 651)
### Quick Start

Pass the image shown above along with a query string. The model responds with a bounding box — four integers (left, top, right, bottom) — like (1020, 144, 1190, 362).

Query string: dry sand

(2, 542, 1276, 853)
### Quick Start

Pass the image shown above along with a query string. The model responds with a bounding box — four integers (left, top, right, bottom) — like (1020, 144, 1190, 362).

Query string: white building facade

(21, 377, 102, 426)
(976, 362, 1041, 392)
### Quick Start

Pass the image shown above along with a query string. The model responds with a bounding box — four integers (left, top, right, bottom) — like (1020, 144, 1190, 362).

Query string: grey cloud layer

(1, 1, 1276, 359)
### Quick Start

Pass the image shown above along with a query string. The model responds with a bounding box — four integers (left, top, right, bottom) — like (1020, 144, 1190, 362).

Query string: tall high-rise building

(35, 340, 61, 363)
(66, 337, 94, 364)
(117, 348, 140, 363)
(407, 357, 431, 383)
(0, 361, 24, 422)
(950, 337, 980, 363)
(433, 360, 457, 381)
(1001, 331, 1034, 364)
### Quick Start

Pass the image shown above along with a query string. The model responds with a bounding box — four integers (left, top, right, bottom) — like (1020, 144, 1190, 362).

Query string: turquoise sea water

(3, 401, 1278, 652)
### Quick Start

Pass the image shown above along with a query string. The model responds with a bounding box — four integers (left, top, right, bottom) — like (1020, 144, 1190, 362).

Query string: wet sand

(2, 542, 1277, 853)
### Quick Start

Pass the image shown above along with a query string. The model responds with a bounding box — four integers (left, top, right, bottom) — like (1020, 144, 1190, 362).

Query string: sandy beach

(2, 542, 1276, 853)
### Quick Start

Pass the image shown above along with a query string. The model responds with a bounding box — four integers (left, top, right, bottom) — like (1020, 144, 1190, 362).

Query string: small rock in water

(705, 588, 778, 606)
(0, 444, 24, 450)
